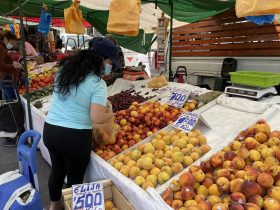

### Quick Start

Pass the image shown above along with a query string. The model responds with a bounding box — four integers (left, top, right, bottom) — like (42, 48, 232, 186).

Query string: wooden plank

(173, 49, 280, 57)
(112, 185, 134, 210)
(173, 42, 280, 51)
(172, 34, 280, 46)
(173, 27, 280, 40)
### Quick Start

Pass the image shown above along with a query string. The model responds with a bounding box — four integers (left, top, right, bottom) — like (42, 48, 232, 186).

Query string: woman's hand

(90, 103, 114, 124)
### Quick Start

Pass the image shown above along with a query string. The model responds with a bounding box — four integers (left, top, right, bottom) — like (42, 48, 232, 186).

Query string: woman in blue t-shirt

(43, 37, 120, 210)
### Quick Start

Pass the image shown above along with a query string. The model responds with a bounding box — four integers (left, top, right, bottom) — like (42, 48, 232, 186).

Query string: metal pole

(18, 0, 33, 129)
(168, 0, 173, 81)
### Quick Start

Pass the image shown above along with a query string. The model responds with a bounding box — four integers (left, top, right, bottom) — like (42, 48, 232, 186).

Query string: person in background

(43, 37, 120, 210)
(104, 34, 125, 72)
(2, 30, 38, 57)
(55, 37, 63, 53)
(0, 32, 22, 84)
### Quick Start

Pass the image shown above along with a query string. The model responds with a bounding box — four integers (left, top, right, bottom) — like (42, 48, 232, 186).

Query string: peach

(189, 165, 200, 173)
(197, 200, 212, 210)
(209, 184, 222, 196)
(158, 171, 170, 185)
(142, 181, 154, 190)
(195, 194, 206, 203)
(114, 162, 124, 171)
(172, 152, 184, 163)
(171, 162, 184, 174)
(231, 140, 242, 151)
(212, 203, 229, 210)
(200, 160, 214, 173)
(170, 180, 181, 192)
(198, 135, 207, 145)
(207, 195, 222, 206)
(162, 188, 174, 206)
(141, 157, 153, 170)
(257, 172, 274, 188)
(232, 156, 246, 170)
(255, 132, 268, 143)
(241, 180, 262, 198)
(229, 201, 245, 210)
(146, 175, 158, 186)
(172, 199, 184, 209)
(235, 170, 246, 179)
(190, 152, 200, 161)
(165, 150, 173, 158)
(264, 156, 279, 166)
(244, 203, 260, 210)
(275, 149, 280, 161)
(270, 131, 280, 138)
(223, 161, 233, 170)
(268, 137, 280, 147)
(161, 166, 173, 177)
(263, 198, 280, 210)
(154, 158, 165, 169)
(184, 200, 197, 207)
(202, 177, 214, 188)
(245, 137, 258, 150)
(200, 144, 211, 154)
(255, 123, 271, 135)
(244, 168, 259, 182)
(129, 166, 140, 178)
(238, 147, 250, 160)
(150, 167, 161, 177)
(267, 186, 280, 202)
(223, 146, 231, 152)
(216, 177, 230, 192)
(248, 195, 263, 208)
(209, 153, 224, 168)
(192, 169, 206, 182)
(138, 169, 149, 178)
(154, 150, 164, 159)
(230, 192, 246, 205)
(174, 191, 182, 200)
(223, 196, 231, 204)
(181, 185, 195, 201)
(224, 151, 237, 161)
(256, 144, 268, 153)
(252, 161, 263, 171)
(230, 179, 244, 193)
(135, 175, 145, 186)
(183, 156, 193, 167)
(173, 138, 187, 149)
(179, 172, 195, 187)
(216, 168, 231, 179)
(196, 185, 209, 197)
(249, 150, 261, 162)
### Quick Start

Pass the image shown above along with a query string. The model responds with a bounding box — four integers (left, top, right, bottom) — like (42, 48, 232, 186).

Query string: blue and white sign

(167, 88, 191, 108)
(72, 182, 104, 210)
(173, 112, 199, 133)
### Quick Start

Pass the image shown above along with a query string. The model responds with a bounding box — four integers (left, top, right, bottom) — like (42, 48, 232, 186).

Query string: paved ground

(0, 138, 51, 209)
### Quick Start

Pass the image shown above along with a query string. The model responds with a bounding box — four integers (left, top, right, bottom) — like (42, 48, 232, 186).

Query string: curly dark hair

(55, 50, 103, 97)
(2, 30, 17, 41)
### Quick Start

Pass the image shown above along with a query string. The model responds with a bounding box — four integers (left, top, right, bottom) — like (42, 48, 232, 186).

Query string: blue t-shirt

(46, 74, 107, 129)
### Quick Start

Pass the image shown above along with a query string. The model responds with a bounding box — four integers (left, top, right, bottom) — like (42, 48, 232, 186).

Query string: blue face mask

(104, 63, 112, 75)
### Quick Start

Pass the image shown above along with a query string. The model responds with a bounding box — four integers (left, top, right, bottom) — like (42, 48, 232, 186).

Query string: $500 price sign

(168, 88, 191, 108)
(72, 182, 104, 210)
(173, 112, 199, 133)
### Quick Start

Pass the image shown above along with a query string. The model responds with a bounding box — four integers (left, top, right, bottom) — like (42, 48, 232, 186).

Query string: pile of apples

(95, 101, 185, 160)
(162, 120, 280, 210)
(108, 129, 211, 190)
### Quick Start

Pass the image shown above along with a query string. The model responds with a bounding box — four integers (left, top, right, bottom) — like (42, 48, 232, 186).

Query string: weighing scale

(225, 85, 277, 100)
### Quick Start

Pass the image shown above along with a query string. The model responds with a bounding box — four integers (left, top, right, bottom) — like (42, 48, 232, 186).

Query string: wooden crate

(62, 179, 134, 210)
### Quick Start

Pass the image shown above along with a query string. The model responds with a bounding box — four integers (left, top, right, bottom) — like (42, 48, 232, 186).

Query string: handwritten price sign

(167, 88, 191, 108)
(72, 182, 104, 210)
(172, 112, 199, 133)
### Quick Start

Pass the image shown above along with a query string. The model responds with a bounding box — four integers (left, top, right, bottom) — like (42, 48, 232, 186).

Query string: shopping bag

(64, 2, 85, 35)
(107, 0, 141, 36)
(236, 0, 280, 18)
(37, 9, 52, 35)
(92, 101, 119, 145)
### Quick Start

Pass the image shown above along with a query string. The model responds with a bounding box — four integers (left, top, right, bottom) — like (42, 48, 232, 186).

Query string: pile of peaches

(107, 129, 211, 190)
(162, 120, 280, 210)
(95, 100, 199, 160)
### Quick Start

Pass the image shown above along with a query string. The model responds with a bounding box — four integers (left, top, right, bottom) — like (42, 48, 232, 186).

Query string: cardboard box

(62, 179, 134, 210)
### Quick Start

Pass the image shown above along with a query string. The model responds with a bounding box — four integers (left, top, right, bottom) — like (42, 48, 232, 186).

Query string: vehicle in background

(60, 33, 91, 53)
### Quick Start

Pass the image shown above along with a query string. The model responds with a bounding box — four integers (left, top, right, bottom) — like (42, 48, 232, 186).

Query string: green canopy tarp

(0, 0, 235, 53)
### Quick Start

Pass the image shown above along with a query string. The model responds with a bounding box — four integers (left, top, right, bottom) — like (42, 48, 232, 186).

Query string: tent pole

(18, 0, 33, 130)
(168, 0, 173, 81)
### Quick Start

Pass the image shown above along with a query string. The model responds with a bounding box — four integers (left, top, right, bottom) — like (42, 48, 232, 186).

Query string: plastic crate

(229, 71, 280, 88)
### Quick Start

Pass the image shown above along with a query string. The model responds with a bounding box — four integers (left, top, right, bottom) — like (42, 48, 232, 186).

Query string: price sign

(72, 182, 104, 210)
(168, 88, 191, 108)
(173, 112, 199, 133)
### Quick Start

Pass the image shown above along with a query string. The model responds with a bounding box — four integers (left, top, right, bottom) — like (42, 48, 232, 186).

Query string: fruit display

(161, 120, 280, 210)
(95, 101, 185, 160)
(26, 86, 54, 102)
(147, 76, 168, 88)
(108, 128, 211, 190)
(108, 89, 156, 112)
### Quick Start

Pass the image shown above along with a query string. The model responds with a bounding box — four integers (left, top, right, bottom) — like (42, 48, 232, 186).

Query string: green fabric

(0, 17, 12, 25)
(0, 0, 235, 53)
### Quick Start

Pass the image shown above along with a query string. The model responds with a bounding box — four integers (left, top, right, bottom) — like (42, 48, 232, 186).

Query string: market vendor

(0, 32, 22, 83)
(43, 37, 120, 210)
(104, 33, 125, 72)
(2, 30, 39, 58)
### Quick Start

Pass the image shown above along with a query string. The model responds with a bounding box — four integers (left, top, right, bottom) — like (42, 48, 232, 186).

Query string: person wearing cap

(43, 37, 120, 210)
(104, 34, 125, 72)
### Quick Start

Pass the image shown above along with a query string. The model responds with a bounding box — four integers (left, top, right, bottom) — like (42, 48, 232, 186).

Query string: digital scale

(225, 85, 277, 100)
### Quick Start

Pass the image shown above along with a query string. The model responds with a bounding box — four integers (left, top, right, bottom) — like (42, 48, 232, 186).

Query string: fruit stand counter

(84, 97, 274, 210)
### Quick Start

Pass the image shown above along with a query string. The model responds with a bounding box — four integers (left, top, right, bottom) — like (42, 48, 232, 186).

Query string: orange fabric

(107, 0, 141, 36)
(3, 24, 11, 31)
(236, 0, 280, 17)
(64, 2, 85, 34)
(13, 23, 20, 38)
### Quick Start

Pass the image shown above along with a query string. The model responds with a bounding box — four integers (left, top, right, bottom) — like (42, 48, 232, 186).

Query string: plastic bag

(92, 101, 119, 145)
(147, 75, 168, 88)
(236, 0, 280, 17)
(64, 1, 85, 34)
(245, 15, 275, 25)
(107, 0, 141, 36)
(37, 9, 52, 35)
